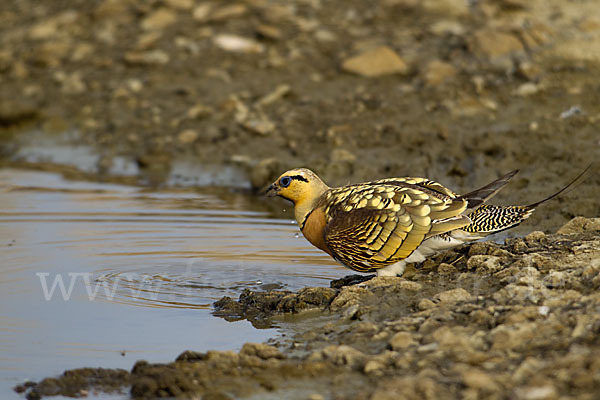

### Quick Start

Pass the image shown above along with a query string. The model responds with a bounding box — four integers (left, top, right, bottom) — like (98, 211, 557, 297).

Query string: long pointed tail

(526, 164, 592, 208)
(459, 170, 519, 212)
(461, 165, 593, 236)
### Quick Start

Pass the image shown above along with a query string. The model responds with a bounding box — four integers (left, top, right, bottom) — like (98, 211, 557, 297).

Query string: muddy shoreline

(16, 217, 600, 399)
(3, 0, 600, 398)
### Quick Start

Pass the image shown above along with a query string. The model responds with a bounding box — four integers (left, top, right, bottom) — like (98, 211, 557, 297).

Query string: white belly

(375, 232, 478, 277)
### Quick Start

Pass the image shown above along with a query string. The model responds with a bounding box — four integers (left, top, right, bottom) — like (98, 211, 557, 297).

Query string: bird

(266, 167, 586, 277)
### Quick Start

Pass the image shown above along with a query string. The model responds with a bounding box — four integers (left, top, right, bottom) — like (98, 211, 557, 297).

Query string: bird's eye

(279, 176, 292, 187)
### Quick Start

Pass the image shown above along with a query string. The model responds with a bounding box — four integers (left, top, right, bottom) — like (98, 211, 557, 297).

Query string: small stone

(256, 84, 291, 107)
(462, 368, 498, 391)
(214, 34, 264, 53)
(192, 3, 212, 21)
(164, 0, 193, 10)
(422, 0, 469, 16)
(469, 29, 524, 69)
(467, 255, 503, 274)
(422, 60, 456, 87)
(364, 359, 386, 374)
(256, 24, 282, 40)
(314, 29, 337, 42)
(311, 345, 367, 369)
(559, 105, 582, 119)
(435, 288, 471, 303)
(240, 343, 283, 360)
(418, 298, 436, 310)
(430, 20, 465, 36)
(437, 263, 457, 275)
(514, 82, 539, 96)
(517, 61, 542, 80)
(127, 79, 143, 93)
(342, 46, 409, 77)
(515, 385, 558, 400)
(54, 71, 87, 94)
(124, 50, 170, 65)
(210, 4, 247, 21)
(330, 149, 356, 163)
(557, 217, 600, 234)
(29, 20, 59, 40)
(524, 231, 545, 245)
(186, 104, 212, 119)
(141, 8, 177, 31)
(241, 117, 275, 136)
(543, 271, 566, 289)
(177, 129, 199, 144)
(389, 331, 416, 350)
(398, 281, 422, 291)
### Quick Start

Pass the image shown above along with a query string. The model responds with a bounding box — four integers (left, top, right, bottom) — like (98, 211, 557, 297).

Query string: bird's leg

(376, 260, 407, 277)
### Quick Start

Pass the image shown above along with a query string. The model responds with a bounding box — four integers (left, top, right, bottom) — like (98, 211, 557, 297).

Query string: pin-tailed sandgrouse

(266, 168, 584, 276)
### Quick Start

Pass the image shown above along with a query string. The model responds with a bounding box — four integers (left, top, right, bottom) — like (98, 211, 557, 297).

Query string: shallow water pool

(0, 168, 346, 397)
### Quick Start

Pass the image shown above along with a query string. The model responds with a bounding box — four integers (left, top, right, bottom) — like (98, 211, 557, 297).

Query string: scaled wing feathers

(321, 180, 471, 272)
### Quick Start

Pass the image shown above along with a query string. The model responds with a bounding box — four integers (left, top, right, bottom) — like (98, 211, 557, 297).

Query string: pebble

(437, 263, 457, 275)
(192, 3, 212, 21)
(177, 129, 199, 144)
(210, 4, 247, 21)
(186, 104, 212, 119)
(330, 149, 356, 163)
(342, 46, 409, 77)
(239, 343, 283, 360)
(213, 34, 264, 53)
(462, 368, 498, 391)
(435, 288, 471, 303)
(256, 24, 282, 41)
(515, 385, 558, 400)
(422, 60, 457, 87)
(141, 8, 177, 31)
(241, 116, 276, 136)
(514, 82, 540, 96)
(388, 332, 416, 350)
(124, 50, 170, 65)
(256, 84, 291, 107)
(467, 255, 503, 274)
(557, 217, 600, 234)
(469, 29, 524, 69)
(164, 0, 193, 10)
(418, 298, 436, 311)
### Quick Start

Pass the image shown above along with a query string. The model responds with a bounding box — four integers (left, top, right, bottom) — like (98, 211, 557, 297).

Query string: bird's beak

(264, 183, 279, 197)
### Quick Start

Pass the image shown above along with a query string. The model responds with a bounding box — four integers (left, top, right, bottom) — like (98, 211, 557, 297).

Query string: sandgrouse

(266, 168, 583, 276)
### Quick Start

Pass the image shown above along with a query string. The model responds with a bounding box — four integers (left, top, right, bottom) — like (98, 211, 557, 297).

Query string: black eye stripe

(290, 175, 309, 182)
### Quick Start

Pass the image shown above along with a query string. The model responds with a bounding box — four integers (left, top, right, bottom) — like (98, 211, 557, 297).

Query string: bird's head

(266, 168, 328, 205)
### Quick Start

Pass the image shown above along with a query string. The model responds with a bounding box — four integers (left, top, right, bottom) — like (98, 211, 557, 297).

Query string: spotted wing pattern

(321, 179, 471, 273)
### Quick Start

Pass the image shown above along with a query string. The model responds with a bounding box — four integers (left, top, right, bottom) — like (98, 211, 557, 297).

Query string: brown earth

(0, 0, 599, 230)
(16, 217, 600, 399)
(3, 0, 600, 398)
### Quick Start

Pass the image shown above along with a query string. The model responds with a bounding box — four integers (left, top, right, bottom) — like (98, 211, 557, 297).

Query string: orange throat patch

(300, 207, 332, 256)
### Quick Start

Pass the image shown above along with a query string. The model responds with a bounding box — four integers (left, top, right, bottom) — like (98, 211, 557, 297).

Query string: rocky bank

(16, 217, 600, 399)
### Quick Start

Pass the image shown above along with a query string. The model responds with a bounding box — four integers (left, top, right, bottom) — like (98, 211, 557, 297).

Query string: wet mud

(17, 217, 600, 399)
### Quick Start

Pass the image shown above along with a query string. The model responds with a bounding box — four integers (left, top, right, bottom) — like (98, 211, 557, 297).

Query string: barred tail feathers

(461, 165, 592, 236)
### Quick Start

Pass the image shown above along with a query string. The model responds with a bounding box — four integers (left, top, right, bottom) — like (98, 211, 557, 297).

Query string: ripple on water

(0, 168, 346, 393)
